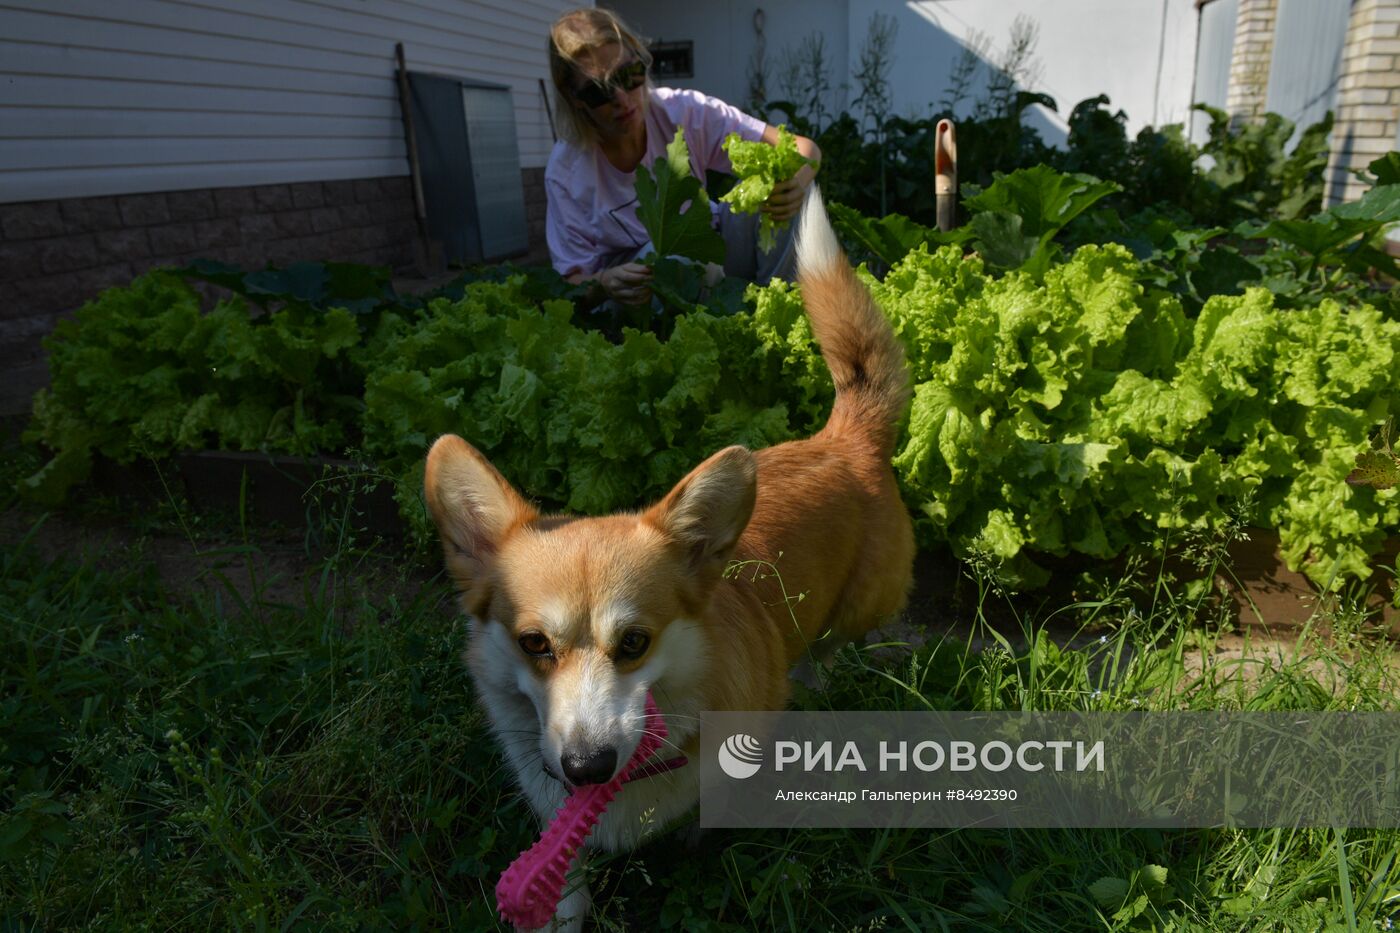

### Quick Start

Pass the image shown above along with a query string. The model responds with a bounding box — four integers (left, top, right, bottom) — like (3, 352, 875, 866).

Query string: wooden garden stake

(935, 119, 957, 233)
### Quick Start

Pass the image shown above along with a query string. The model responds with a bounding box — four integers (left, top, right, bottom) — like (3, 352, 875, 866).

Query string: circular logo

(718, 733, 764, 779)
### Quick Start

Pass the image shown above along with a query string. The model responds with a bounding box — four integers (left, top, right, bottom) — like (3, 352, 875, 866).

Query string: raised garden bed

(92, 450, 404, 540)
(23, 161, 1400, 624)
(91, 449, 1399, 634)
(1204, 532, 1399, 632)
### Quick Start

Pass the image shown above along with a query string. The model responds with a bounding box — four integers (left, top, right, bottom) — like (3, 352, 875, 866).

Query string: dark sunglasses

(573, 60, 647, 109)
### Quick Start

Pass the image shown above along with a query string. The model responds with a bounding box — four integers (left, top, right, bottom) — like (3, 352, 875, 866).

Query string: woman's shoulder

(652, 86, 762, 134)
(545, 138, 589, 183)
(651, 85, 722, 115)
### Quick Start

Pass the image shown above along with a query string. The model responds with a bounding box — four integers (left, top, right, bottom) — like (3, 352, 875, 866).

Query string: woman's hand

(759, 128, 821, 224)
(763, 172, 811, 224)
(598, 262, 653, 305)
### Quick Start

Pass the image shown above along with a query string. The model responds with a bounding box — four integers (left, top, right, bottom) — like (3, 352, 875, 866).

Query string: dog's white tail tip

(796, 185, 841, 279)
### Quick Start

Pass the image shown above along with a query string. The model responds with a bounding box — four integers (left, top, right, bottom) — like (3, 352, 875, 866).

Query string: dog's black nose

(561, 748, 618, 786)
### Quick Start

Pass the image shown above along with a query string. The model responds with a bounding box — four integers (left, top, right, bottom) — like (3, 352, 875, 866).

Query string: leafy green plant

(423, 261, 589, 308)
(181, 258, 400, 315)
(330, 222, 1400, 592)
(20, 134, 1400, 593)
(1365, 151, 1400, 186)
(25, 223, 1400, 594)
(1058, 95, 1132, 185)
(827, 164, 1120, 279)
(1058, 95, 1199, 219)
(1238, 183, 1400, 289)
(1193, 104, 1333, 224)
(826, 201, 946, 271)
(358, 276, 833, 543)
(962, 164, 1121, 278)
(804, 83, 1341, 238)
(1066, 208, 1268, 315)
(720, 125, 813, 250)
(1349, 421, 1400, 491)
(634, 126, 726, 266)
(22, 273, 369, 505)
(632, 126, 755, 319)
(878, 243, 1400, 589)
(1349, 450, 1400, 491)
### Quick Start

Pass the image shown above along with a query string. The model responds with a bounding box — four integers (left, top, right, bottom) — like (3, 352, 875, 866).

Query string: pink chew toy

(495, 693, 673, 930)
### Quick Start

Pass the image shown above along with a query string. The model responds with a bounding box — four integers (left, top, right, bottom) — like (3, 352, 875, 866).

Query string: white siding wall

(894, 0, 1199, 138)
(609, 0, 1200, 144)
(0, 0, 577, 203)
(608, 1, 851, 121)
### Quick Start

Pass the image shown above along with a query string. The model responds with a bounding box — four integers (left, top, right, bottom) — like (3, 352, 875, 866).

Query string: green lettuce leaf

(719, 125, 813, 251)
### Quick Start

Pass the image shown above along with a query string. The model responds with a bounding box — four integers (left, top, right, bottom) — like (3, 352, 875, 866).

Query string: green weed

(2, 499, 1399, 929)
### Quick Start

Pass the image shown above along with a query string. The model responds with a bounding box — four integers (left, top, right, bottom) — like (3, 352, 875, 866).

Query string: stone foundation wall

(0, 168, 550, 416)
(523, 166, 549, 266)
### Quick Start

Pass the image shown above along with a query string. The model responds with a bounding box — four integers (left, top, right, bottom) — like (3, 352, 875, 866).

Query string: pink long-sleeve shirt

(544, 87, 767, 277)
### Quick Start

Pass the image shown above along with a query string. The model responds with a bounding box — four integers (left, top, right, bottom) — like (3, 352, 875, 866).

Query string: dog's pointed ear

(644, 445, 757, 573)
(423, 435, 536, 609)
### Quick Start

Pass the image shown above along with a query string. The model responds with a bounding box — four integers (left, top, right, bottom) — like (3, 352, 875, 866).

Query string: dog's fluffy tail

(795, 186, 911, 459)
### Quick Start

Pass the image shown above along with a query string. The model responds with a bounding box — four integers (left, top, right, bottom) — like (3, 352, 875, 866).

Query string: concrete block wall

(0, 177, 418, 416)
(1, 169, 551, 417)
(522, 167, 550, 266)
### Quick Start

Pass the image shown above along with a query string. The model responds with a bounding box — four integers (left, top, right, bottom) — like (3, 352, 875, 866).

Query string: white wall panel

(0, 0, 577, 202)
(609, 0, 1200, 147)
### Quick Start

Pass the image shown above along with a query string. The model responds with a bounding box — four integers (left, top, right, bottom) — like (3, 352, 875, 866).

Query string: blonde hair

(548, 8, 653, 145)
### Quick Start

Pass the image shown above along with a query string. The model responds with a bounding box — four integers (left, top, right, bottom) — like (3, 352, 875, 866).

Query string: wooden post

(934, 119, 957, 233)
(539, 78, 558, 143)
(395, 42, 441, 273)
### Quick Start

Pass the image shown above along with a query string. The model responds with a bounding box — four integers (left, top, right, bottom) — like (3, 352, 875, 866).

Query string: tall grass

(3, 503, 1399, 930)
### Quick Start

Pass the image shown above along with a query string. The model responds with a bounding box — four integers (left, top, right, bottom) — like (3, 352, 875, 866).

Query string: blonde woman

(545, 8, 821, 306)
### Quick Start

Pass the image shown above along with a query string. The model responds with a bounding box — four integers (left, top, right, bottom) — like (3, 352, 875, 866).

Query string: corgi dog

(423, 188, 914, 930)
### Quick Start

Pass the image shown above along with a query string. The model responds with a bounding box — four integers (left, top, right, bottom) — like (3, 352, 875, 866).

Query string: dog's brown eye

(518, 633, 552, 658)
(617, 629, 650, 660)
